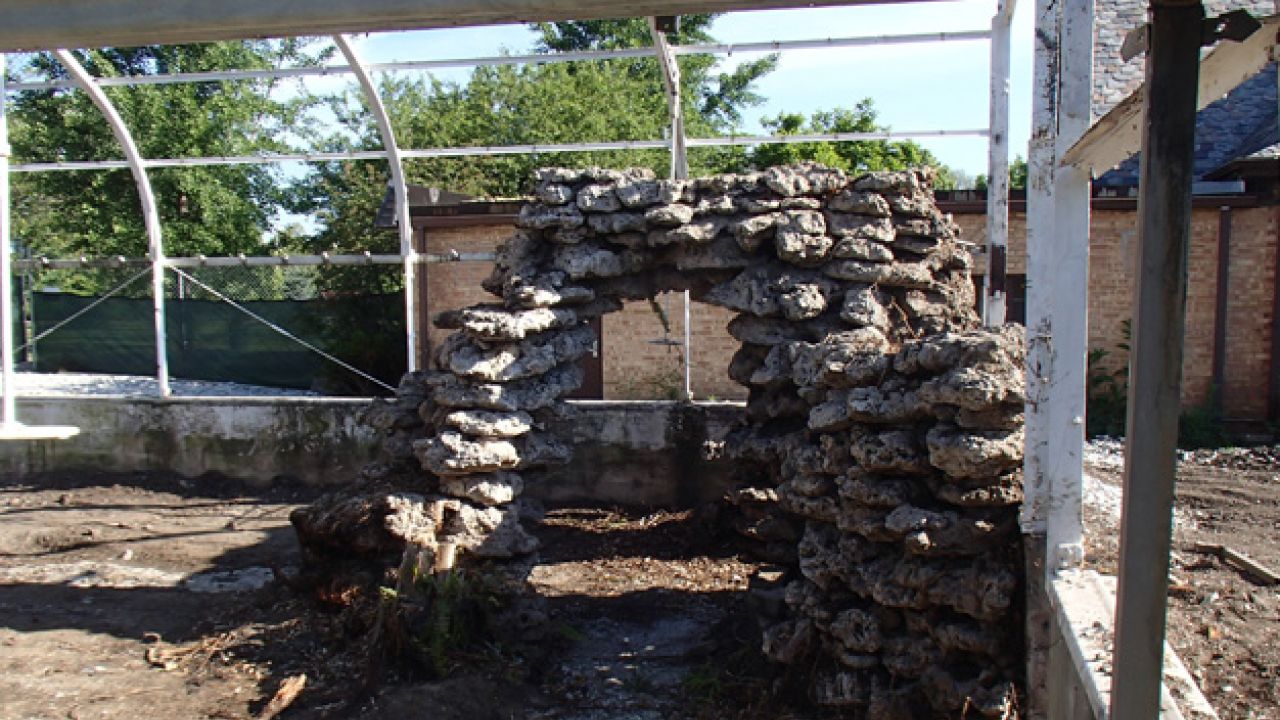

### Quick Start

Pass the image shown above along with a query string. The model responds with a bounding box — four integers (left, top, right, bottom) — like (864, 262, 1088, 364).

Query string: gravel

(0, 371, 320, 398)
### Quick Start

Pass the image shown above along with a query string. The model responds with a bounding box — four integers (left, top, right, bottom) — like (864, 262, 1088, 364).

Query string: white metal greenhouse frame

(10, 1, 1248, 718)
(0, 6, 1015, 411)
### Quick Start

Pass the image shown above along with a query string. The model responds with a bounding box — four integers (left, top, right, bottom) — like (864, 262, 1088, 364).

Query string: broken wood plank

(1191, 542, 1280, 585)
(259, 674, 307, 720)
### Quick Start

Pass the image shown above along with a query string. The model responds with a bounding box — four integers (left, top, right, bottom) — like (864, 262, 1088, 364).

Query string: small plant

(376, 565, 503, 679)
(1178, 393, 1227, 449)
(1086, 320, 1130, 438)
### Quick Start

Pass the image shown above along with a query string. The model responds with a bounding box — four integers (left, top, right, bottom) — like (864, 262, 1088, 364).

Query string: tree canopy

(748, 100, 959, 188)
(7, 41, 325, 266)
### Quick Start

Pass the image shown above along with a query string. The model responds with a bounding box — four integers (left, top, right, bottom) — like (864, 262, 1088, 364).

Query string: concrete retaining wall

(0, 397, 744, 504)
(0, 396, 379, 487)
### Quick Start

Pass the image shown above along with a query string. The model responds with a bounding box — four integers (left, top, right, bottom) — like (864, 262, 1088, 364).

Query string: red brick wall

(418, 224, 747, 400)
(422, 203, 1277, 416)
(418, 225, 507, 365)
(961, 204, 1278, 420)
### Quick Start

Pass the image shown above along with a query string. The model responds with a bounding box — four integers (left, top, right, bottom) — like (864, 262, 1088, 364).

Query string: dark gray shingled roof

(1092, 0, 1277, 186)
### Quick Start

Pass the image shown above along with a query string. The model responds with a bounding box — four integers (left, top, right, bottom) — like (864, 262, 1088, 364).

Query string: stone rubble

(290, 163, 1026, 718)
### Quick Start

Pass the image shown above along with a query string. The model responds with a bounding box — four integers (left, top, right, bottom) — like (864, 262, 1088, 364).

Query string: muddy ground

(0, 472, 792, 720)
(1083, 443, 1280, 720)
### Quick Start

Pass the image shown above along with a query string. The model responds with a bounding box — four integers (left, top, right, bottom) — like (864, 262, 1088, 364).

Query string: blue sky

(342, 0, 1034, 179)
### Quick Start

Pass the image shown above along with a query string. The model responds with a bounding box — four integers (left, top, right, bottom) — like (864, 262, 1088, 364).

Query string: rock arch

(294, 163, 1025, 717)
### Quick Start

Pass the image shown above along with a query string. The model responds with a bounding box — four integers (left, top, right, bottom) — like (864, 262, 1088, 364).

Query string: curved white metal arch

(53, 48, 170, 397)
(333, 34, 419, 373)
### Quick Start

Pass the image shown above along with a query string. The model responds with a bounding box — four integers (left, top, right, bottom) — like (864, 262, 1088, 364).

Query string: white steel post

(1023, 0, 1060, 535)
(54, 49, 170, 398)
(1045, 0, 1093, 573)
(984, 0, 1015, 326)
(334, 35, 418, 374)
(1, 54, 17, 424)
(650, 18, 693, 400)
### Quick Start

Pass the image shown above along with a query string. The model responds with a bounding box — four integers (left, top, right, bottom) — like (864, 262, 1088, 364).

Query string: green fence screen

(30, 292, 405, 392)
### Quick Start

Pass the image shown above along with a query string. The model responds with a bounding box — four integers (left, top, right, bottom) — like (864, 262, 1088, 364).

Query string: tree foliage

(294, 18, 778, 260)
(8, 41, 325, 268)
(748, 100, 959, 188)
(975, 155, 1028, 191)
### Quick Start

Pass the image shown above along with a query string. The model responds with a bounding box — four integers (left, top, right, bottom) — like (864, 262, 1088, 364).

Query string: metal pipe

(6, 30, 992, 92)
(11, 130, 991, 172)
(53, 49, 170, 398)
(649, 17, 694, 401)
(12, 251, 496, 270)
(983, 0, 1013, 326)
(1110, 2, 1204, 718)
(0, 54, 16, 425)
(649, 18, 689, 181)
(334, 34, 419, 373)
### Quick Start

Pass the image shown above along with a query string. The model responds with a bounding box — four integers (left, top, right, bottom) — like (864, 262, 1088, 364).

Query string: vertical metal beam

(1044, 0, 1092, 574)
(1022, 4, 1061, 713)
(0, 53, 17, 424)
(984, 0, 1015, 326)
(333, 34, 419, 373)
(1110, 2, 1203, 718)
(53, 49, 170, 398)
(1022, 0, 1060, 536)
(1270, 203, 1280, 422)
(650, 17, 693, 400)
(648, 17, 689, 180)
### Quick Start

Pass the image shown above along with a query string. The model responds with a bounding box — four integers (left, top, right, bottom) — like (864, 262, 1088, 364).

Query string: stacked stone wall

(293, 163, 1026, 718)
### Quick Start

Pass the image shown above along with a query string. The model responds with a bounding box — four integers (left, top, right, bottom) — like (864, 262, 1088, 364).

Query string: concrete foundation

(0, 396, 743, 504)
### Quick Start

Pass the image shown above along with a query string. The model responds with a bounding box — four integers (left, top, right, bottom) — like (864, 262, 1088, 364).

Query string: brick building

(380, 0, 1277, 416)
(381, 185, 748, 401)
(382, 166, 1277, 421)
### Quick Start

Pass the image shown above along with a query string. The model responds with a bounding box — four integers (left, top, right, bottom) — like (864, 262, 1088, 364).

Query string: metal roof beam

(6, 30, 990, 93)
(0, 0, 948, 52)
(332, 34, 420, 372)
(10, 129, 989, 172)
(52, 48, 171, 397)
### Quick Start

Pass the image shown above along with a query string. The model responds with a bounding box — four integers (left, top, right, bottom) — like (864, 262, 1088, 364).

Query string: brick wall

(418, 223, 747, 401)
(418, 225, 507, 363)
(420, 203, 1277, 417)
(960, 203, 1278, 420)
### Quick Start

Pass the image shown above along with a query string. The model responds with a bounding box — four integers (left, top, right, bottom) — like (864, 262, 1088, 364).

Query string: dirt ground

(0, 472, 787, 720)
(5, 449, 1275, 720)
(1083, 443, 1280, 720)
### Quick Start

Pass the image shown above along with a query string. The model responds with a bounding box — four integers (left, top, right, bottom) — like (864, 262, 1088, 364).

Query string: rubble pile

(291, 163, 1026, 717)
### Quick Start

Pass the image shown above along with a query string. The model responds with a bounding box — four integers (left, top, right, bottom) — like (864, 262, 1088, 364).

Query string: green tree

(295, 16, 779, 256)
(749, 100, 960, 187)
(8, 41, 326, 277)
(975, 155, 1028, 191)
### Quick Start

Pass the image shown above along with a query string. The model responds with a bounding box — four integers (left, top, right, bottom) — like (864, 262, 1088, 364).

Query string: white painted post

(650, 18, 693, 400)
(984, 0, 1014, 326)
(1045, 0, 1093, 574)
(1023, 0, 1059, 535)
(54, 49, 170, 398)
(333, 35, 418, 374)
(0, 53, 17, 424)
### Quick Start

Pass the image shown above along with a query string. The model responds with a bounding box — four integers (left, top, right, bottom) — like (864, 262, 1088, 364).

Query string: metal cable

(167, 266, 397, 393)
(16, 266, 152, 353)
